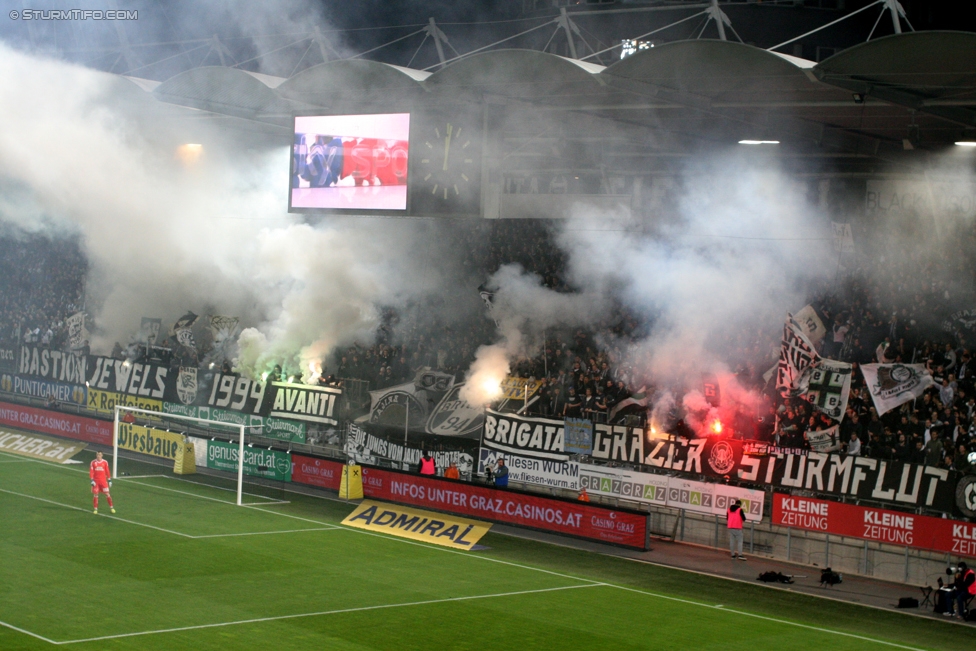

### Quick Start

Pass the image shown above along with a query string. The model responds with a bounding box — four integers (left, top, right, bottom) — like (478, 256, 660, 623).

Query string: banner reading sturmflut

(860, 363, 934, 416)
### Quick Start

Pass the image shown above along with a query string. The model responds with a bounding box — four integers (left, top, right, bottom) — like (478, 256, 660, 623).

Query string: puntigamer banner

(1, 373, 86, 405)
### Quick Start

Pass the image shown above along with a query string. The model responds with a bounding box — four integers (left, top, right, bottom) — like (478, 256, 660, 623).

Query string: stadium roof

(129, 31, 976, 176)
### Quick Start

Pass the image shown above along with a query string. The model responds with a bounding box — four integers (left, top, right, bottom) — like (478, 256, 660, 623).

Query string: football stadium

(2, 1, 976, 649)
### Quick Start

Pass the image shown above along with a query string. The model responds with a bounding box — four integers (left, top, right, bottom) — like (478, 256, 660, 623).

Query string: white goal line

(53, 583, 604, 645)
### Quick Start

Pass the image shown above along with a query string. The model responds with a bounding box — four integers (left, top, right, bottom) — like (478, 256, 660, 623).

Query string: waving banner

(860, 363, 934, 416)
(66, 312, 89, 350)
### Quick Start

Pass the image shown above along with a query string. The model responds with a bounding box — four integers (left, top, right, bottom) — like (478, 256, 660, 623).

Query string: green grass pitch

(0, 447, 970, 651)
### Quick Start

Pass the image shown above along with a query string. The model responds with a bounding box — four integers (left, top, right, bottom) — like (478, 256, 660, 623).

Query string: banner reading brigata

(0, 400, 111, 445)
(772, 493, 976, 557)
(358, 466, 648, 548)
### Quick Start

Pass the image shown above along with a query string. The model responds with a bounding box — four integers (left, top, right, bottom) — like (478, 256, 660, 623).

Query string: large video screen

(290, 113, 410, 212)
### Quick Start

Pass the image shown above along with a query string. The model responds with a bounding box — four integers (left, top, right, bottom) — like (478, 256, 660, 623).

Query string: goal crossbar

(113, 405, 258, 506)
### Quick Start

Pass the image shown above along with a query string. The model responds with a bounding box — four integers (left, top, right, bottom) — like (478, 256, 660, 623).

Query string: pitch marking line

(158, 474, 291, 501)
(0, 488, 339, 539)
(55, 583, 603, 644)
(0, 453, 944, 648)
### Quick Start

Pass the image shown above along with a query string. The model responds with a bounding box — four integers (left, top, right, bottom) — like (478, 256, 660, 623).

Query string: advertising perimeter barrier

(772, 493, 976, 558)
(0, 400, 112, 445)
(291, 454, 648, 549)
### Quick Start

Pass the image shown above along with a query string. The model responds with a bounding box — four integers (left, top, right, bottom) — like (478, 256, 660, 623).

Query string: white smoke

(0, 44, 446, 378)
(460, 263, 610, 405)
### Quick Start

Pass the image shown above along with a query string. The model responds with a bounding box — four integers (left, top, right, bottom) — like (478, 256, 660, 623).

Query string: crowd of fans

(0, 228, 87, 349)
(2, 210, 975, 471)
(325, 214, 976, 472)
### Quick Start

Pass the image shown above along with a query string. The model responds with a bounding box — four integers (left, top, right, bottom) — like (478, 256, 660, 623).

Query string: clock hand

(442, 123, 453, 171)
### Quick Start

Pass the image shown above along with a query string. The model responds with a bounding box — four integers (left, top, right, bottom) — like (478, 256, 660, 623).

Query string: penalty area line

(0, 618, 59, 645)
(56, 583, 603, 644)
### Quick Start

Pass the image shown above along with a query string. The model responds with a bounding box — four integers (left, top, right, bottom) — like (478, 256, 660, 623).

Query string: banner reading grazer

(773, 493, 976, 557)
(0, 400, 111, 445)
(342, 500, 492, 550)
(642, 436, 959, 512)
(358, 466, 648, 548)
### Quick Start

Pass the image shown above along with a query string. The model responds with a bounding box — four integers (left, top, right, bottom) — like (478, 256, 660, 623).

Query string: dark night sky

(0, 0, 973, 79)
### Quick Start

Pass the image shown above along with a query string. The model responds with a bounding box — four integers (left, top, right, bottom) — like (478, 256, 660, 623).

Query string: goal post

(113, 405, 249, 506)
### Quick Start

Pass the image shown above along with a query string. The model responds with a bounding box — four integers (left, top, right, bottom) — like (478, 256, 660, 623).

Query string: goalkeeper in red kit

(90, 451, 115, 514)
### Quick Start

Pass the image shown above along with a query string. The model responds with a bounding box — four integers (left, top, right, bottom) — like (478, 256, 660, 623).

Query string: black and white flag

(776, 316, 819, 397)
(139, 317, 162, 345)
(800, 358, 852, 421)
(172, 311, 198, 349)
(860, 363, 934, 416)
(208, 315, 239, 348)
(66, 312, 89, 350)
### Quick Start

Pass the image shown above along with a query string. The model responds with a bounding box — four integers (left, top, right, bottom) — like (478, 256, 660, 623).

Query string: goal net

(112, 405, 261, 506)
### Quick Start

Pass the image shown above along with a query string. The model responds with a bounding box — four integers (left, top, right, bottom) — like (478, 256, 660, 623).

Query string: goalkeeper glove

(91, 480, 96, 487)
(108, 480, 112, 488)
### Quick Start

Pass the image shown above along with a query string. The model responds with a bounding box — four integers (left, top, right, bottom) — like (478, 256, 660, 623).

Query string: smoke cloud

(0, 43, 453, 379)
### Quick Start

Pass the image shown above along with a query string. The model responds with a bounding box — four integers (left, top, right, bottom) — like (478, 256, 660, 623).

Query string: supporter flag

(702, 373, 720, 407)
(832, 222, 855, 254)
(776, 315, 819, 396)
(860, 363, 934, 416)
(793, 304, 826, 345)
(208, 315, 239, 348)
(66, 312, 89, 350)
(777, 315, 851, 421)
(609, 386, 648, 422)
(172, 311, 198, 349)
(564, 417, 593, 455)
(800, 358, 851, 421)
(139, 317, 162, 345)
(806, 425, 841, 452)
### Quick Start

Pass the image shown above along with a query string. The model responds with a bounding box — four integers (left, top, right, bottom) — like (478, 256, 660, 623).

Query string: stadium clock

(418, 121, 478, 202)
